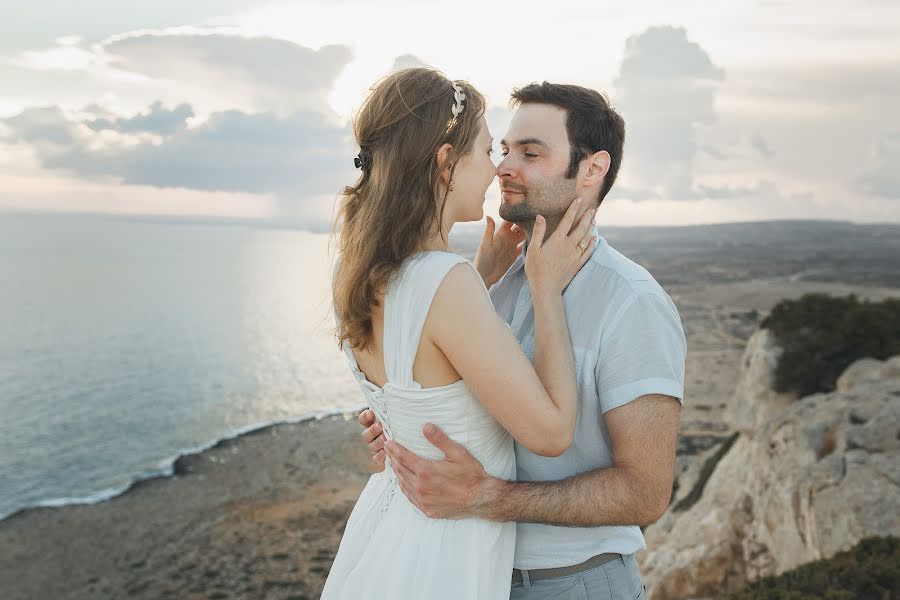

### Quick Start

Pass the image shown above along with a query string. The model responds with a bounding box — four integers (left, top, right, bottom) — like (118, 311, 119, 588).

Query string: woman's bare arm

(429, 200, 595, 456)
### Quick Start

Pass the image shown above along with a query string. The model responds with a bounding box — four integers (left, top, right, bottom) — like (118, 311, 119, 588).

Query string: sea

(0, 212, 382, 521)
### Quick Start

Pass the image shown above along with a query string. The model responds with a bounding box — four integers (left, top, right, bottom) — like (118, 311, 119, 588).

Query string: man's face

(497, 103, 577, 226)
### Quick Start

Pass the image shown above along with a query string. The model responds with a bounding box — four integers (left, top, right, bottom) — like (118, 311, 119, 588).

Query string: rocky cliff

(639, 336, 900, 599)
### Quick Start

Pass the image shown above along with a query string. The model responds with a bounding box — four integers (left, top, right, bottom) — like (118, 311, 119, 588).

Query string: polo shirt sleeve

(594, 292, 687, 414)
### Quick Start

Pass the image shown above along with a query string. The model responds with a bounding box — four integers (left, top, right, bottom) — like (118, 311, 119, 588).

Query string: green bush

(719, 536, 900, 600)
(761, 294, 900, 397)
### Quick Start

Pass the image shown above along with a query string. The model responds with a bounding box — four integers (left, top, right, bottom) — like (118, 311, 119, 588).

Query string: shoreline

(0, 404, 366, 524)
(0, 410, 377, 599)
(0, 405, 735, 600)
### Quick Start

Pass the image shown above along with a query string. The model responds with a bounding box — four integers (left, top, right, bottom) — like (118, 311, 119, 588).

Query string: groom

(359, 82, 686, 598)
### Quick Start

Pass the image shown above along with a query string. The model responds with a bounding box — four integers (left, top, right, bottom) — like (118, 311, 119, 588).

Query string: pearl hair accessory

(445, 81, 466, 133)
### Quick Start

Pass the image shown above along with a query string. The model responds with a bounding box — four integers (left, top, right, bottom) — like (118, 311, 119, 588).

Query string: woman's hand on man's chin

(474, 216, 526, 287)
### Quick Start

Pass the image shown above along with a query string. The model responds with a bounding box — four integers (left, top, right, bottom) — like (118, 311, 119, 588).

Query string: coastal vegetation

(720, 536, 900, 599)
(761, 294, 900, 397)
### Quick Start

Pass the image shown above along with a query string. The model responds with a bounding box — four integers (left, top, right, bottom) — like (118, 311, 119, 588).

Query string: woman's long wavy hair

(333, 67, 485, 351)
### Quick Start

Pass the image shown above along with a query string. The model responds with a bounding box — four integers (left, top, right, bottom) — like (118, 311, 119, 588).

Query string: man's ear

(436, 143, 454, 184)
(582, 150, 610, 188)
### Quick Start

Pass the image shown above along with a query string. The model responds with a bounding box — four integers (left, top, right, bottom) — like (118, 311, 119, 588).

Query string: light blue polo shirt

(488, 232, 687, 569)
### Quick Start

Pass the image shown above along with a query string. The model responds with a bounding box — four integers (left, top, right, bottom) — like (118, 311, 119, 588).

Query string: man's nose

(496, 155, 514, 178)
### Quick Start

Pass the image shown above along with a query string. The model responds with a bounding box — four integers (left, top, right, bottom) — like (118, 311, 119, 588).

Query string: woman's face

(445, 117, 496, 223)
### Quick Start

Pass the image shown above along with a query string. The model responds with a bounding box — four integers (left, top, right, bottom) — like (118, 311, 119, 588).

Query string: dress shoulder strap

(383, 251, 474, 387)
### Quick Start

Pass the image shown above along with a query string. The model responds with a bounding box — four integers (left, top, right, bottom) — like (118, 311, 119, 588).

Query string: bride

(323, 67, 596, 599)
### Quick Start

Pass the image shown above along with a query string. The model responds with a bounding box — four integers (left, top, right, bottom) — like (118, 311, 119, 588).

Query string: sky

(0, 0, 898, 229)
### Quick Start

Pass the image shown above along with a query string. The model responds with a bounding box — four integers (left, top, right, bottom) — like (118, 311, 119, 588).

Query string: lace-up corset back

(342, 252, 514, 476)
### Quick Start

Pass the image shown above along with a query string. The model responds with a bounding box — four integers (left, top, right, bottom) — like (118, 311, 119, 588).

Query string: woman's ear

(436, 143, 453, 184)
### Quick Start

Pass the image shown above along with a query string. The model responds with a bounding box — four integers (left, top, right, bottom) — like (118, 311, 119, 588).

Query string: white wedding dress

(322, 251, 516, 599)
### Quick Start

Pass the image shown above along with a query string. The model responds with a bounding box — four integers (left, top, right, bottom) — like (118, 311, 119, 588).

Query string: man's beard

(498, 195, 538, 223)
(499, 177, 578, 225)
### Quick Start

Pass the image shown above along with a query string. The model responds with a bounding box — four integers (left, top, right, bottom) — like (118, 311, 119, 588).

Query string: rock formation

(724, 329, 796, 433)
(640, 341, 900, 599)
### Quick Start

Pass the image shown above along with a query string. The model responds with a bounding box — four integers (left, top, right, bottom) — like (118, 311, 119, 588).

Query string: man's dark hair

(510, 82, 625, 204)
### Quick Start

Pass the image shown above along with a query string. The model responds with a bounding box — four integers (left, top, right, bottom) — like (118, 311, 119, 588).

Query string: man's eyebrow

(499, 137, 550, 148)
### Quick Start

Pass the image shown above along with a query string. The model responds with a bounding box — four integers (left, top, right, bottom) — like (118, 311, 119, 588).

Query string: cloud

(391, 54, 427, 71)
(606, 26, 898, 211)
(611, 185, 661, 202)
(0, 30, 361, 227)
(701, 145, 728, 160)
(856, 132, 900, 199)
(696, 179, 779, 199)
(616, 26, 725, 84)
(1, 106, 81, 145)
(749, 134, 775, 158)
(104, 31, 352, 115)
(715, 59, 900, 208)
(85, 101, 194, 135)
(1, 102, 356, 198)
(613, 26, 726, 200)
(0, 0, 265, 57)
(15, 30, 353, 116)
(732, 61, 900, 108)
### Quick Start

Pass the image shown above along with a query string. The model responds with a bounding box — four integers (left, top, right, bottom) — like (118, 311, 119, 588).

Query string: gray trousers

(510, 553, 647, 599)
